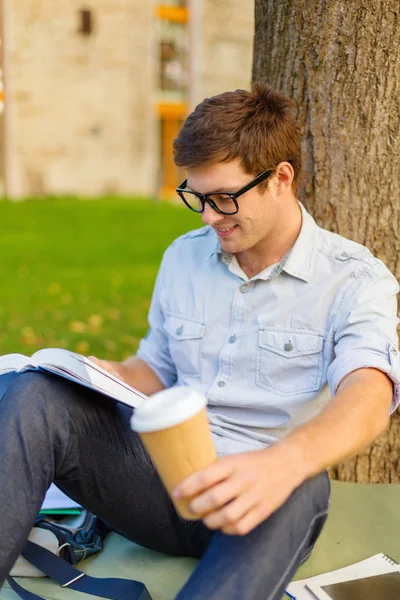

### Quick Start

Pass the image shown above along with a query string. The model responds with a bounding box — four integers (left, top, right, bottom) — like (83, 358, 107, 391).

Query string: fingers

(174, 459, 235, 501)
(221, 503, 267, 536)
(180, 466, 272, 535)
(87, 356, 125, 381)
(201, 490, 261, 532)
(174, 451, 297, 536)
(189, 471, 251, 516)
(88, 355, 101, 365)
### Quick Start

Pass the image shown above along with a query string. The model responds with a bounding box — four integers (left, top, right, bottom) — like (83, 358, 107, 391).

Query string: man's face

(185, 159, 285, 257)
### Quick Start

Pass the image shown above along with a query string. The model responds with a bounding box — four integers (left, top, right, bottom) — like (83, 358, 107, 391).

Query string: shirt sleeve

(327, 259, 400, 413)
(136, 249, 177, 389)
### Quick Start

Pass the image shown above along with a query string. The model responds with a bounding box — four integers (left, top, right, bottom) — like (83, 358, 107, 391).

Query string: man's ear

(275, 162, 294, 191)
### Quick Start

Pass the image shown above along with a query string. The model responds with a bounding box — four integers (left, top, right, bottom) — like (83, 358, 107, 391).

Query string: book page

(29, 348, 147, 408)
(0, 353, 28, 373)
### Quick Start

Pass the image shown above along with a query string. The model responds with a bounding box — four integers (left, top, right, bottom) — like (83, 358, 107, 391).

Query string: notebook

(286, 553, 400, 600)
(313, 570, 400, 600)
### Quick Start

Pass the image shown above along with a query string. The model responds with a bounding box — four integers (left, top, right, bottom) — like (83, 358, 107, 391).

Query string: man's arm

(173, 367, 393, 535)
(120, 356, 166, 395)
(279, 367, 392, 480)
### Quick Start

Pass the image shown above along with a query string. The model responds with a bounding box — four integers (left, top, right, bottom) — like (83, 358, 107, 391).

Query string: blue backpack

(8, 510, 151, 600)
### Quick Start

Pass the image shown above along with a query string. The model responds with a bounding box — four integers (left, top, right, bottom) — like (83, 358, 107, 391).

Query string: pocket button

(175, 325, 184, 335)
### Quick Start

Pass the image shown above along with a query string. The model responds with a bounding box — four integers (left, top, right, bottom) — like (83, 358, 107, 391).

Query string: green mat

(2, 481, 399, 600)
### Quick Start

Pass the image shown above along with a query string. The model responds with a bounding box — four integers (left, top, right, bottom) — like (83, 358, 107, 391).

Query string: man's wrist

(263, 435, 312, 488)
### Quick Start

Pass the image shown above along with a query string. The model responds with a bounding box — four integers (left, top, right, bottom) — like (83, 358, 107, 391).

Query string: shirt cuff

(328, 343, 400, 414)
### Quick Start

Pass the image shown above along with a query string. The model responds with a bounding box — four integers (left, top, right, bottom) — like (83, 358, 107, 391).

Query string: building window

(155, 3, 189, 197)
(79, 9, 93, 36)
(159, 30, 188, 98)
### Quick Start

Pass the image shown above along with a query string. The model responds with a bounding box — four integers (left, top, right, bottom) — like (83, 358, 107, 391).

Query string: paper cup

(130, 386, 217, 519)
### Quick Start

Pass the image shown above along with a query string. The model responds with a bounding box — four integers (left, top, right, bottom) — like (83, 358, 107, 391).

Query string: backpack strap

(7, 541, 151, 600)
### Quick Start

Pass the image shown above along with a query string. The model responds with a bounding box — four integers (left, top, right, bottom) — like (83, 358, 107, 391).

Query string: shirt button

(175, 325, 183, 335)
(229, 334, 237, 343)
(284, 342, 294, 352)
(240, 284, 249, 293)
(217, 380, 226, 388)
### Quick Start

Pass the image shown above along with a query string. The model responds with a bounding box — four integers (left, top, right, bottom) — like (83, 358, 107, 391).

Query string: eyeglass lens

(180, 191, 237, 214)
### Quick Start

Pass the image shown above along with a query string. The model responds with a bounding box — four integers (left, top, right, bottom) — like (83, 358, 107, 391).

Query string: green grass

(0, 197, 200, 360)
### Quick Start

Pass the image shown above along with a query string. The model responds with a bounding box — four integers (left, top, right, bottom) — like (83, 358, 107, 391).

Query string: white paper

(41, 483, 81, 510)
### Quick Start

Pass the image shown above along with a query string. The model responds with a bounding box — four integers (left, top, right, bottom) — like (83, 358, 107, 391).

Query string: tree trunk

(253, 0, 400, 483)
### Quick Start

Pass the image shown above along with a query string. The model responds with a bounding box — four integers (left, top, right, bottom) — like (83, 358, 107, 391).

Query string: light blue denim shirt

(137, 203, 400, 456)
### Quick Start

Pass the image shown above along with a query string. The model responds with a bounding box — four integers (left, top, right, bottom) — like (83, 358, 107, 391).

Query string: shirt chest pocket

(164, 314, 205, 378)
(256, 327, 324, 396)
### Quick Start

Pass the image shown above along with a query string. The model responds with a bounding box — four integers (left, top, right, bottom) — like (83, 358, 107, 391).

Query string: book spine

(383, 554, 399, 566)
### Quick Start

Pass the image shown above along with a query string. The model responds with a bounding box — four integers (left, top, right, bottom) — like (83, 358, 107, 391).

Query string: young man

(1, 84, 399, 599)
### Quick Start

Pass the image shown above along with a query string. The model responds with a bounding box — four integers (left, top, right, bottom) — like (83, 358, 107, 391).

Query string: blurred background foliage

(0, 199, 199, 360)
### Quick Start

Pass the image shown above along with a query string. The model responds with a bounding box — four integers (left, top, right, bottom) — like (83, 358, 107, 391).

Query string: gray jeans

(0, 372, 330, 599)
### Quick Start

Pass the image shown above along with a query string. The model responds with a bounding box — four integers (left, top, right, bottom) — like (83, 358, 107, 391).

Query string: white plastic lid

(130, 386, 207, 432)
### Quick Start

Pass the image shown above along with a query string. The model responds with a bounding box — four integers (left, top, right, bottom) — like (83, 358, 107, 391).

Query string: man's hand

(87, 356, 126, 382)
(173, 444, 303, 536)
(88, 355, 165, 396)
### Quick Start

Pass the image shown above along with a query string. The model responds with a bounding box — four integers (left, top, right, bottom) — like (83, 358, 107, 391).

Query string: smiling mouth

(214, 225, 238, 237)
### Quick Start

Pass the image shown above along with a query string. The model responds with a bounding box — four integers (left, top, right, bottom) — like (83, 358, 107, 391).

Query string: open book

(0, 348, 147, 409)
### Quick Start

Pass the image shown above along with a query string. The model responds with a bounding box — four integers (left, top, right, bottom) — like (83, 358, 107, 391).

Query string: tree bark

(253, 0, 400, 483)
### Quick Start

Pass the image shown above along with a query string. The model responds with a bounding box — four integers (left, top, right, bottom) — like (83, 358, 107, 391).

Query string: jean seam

(266, 507, 329, 600)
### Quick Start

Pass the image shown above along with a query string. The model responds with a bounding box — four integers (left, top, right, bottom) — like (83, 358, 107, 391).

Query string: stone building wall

(198, 0, 254, 101)
(4, 0, 254, 199)
(6, 0, 156, 198)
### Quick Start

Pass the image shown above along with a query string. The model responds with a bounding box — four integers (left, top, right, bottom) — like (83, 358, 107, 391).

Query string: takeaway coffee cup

(130, 386, 217, 519)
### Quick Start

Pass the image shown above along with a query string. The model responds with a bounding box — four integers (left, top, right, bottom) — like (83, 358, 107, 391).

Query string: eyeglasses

(176, 169, 273, 215)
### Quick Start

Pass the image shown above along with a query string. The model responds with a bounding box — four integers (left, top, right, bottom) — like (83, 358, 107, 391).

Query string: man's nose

(201, 202, 221, 226)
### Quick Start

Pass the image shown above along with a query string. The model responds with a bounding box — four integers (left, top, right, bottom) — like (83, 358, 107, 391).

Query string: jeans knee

(1, 371, 69, 425)
(4, 370, 53, 401)
(311, 470, 331, 513)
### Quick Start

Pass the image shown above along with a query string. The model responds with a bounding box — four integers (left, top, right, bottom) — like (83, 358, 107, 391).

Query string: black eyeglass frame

(176, 169, 274, 215)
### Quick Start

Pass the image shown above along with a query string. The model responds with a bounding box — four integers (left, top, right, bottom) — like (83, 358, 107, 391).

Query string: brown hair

(173, 83, 302, 190)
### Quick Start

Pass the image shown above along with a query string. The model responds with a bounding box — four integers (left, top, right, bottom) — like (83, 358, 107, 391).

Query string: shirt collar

(207, 202, 319, 283)
(282, 202, 318, 283)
